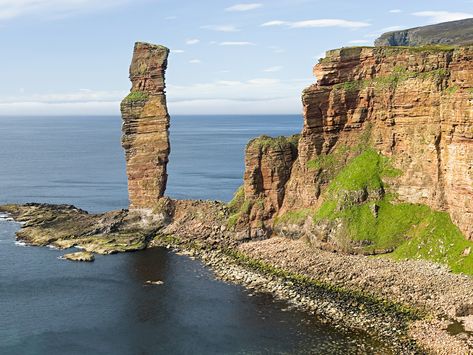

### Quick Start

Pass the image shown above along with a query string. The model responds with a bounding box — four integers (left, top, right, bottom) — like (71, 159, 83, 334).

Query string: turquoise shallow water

(0, 115, 389, 354)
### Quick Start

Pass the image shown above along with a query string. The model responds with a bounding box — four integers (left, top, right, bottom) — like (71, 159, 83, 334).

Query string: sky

(0, 0, 472, 116)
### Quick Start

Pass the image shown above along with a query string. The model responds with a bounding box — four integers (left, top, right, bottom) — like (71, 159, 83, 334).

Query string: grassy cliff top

(374, 18, 473, 47)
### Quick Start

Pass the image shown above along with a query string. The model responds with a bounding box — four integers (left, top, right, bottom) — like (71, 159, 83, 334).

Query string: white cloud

(412, 11, 473, 23)
(225, 3, 262, 12)
(389, 9, 402, 14)
(189, 59, 201, 64)
(219, 41, 256, 46)
(261, 20, 289, 27)
(0, 88, 126, 115)
(186, 38, 200, 45)
(261, 19, 370, 29)
(0, 0, 128, 21)
(168, 98, 299, 115)
(201, 25, 240, 32)
(263, 66, 283, 72)
(0, 89, 126, 104)
(166, 78, 307, 114)
(0, 78, 314, 115)
(348, 39, 371, 44)
(0, 101, 120, 115)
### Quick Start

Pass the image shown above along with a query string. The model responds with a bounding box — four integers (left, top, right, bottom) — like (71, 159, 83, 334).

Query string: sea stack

(121, 42, 170, 209)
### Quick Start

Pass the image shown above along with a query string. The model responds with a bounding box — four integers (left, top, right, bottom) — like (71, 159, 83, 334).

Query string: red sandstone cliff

(121, 42, 170, 209)
(241, 46, 473, 242)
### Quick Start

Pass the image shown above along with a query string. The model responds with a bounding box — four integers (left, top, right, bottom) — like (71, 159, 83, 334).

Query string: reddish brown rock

(121, 42, 170, 209)
(280, 46, 473, 239)
(240, 135, 298, 236)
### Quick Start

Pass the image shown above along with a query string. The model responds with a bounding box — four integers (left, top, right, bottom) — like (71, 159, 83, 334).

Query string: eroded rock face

(244, 136, 298, 207)
(121, 42, 170, 209)
(233, 135, 298, 237)
(281, 46, 473, 240)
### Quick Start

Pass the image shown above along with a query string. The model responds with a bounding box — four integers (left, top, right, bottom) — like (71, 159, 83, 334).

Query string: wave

(0, 213, 14, 221)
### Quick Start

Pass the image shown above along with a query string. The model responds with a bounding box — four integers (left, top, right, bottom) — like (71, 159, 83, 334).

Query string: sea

(0, 115, 391, 354)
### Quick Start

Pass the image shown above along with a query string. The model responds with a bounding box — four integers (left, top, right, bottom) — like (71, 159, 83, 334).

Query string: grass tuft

(124, 91, 149, 102)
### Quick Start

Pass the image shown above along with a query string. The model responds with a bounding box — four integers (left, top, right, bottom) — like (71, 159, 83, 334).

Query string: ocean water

(0, 115, 389, 354)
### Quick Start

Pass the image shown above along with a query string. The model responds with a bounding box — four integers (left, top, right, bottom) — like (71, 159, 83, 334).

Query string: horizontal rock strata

(251, 46, 473, 240)
(121, 42, 171, 209)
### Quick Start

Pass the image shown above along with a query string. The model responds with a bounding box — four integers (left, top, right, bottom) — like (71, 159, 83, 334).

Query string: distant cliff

(375, 18, 473, 46)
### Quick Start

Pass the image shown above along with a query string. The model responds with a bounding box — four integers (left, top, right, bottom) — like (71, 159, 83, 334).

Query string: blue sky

(0, 0, 472, 115)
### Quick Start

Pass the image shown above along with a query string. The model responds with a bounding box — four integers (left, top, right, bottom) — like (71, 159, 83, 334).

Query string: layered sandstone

(243, 46, 473, 241)
(242, 135, 298, 235)
(121, 42, 170, 209)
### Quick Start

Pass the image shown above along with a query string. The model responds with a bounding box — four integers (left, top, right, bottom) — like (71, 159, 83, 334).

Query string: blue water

(0, 115, 388, 354)
(0, 115, 302, 211)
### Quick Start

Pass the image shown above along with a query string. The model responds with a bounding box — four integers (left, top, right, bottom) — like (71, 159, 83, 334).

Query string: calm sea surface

(0, 115, 389, 354)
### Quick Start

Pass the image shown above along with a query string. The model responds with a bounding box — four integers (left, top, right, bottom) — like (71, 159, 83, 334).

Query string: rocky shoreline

(158, 244, 419, 353)
(2, 202, 473, 354)
(152, 236, 473, 355)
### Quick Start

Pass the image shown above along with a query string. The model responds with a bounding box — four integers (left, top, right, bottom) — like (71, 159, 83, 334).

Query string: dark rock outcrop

(375, 18, 473, 47)
(121, 42, 171, 209)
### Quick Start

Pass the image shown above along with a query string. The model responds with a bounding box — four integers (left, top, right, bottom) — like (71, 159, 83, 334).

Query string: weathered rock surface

(0, 203, 158, 254)
(241, 135, 298, 236)
(255, 46, 473, 241)
(61, 251, 95, 262)
(0, 200, 235, 254)
(121, 42, 171, 209)
(375, 18, 473, 47)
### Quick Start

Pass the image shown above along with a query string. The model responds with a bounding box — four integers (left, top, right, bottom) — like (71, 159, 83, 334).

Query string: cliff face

(121, 42, 170, 209)
(241, 135, 298, 236)
(243, 46, 473, 246)
(375, 18, 473, 47)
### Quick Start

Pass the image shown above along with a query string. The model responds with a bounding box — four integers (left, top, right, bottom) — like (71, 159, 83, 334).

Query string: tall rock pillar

(121, 42, 170, 209)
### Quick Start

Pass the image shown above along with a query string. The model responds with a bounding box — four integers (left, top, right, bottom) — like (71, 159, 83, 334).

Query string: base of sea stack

(1, 202, 472, 354)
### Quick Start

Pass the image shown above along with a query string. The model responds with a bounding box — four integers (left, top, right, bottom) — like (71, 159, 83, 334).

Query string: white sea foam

(14, 241, 29, 247)
(0, 213, 15, 223)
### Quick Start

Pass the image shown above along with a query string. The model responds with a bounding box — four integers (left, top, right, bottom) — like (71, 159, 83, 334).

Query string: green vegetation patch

(247, 134, 299, 151)
(334, 67, 450, 93)
(326, 148, 400, 193)
(226, 186, 252, 229)
(391, 212, 473, 275)
(312, 148, 473, 275)
(124, 91, 149, 102)
(444, 85, 460, 95)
